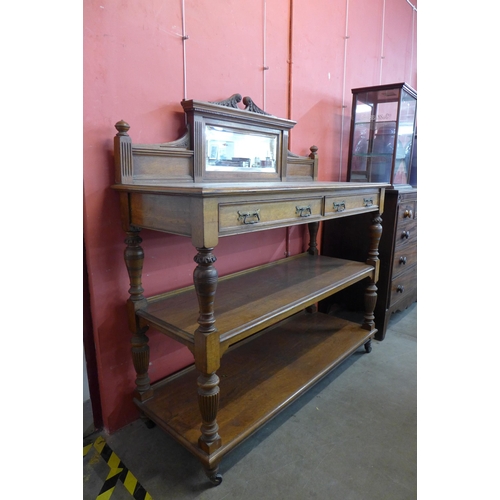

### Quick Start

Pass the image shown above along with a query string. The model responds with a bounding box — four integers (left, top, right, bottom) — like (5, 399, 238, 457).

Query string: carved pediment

(210, 93, 272, 116)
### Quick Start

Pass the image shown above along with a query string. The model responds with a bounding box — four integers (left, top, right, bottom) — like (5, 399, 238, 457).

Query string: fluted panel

(121, 140, 133, 180)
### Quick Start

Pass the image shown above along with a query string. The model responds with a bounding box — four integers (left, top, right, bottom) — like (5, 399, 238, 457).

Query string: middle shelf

(137, 253, 375, 350)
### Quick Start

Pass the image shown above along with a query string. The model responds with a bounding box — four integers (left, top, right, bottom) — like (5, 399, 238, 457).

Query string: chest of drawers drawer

(396, 198, 416, 230)
(219, 197, 323, 234)
(390, 265, 417, 308)
(395, 218, 417, 250)
(392, 241, 417, 278)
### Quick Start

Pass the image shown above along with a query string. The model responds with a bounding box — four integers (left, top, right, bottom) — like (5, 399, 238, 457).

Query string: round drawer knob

(397, 285, 405, 293)
(404, 209, 413, 218)
(401, 231, 410, 239)
(399, 256, 407, 265)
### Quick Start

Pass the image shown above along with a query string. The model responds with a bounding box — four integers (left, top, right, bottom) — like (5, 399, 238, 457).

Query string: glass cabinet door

(348, 83, 417, 186)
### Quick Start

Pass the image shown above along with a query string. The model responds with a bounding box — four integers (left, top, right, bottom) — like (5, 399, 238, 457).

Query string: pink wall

(83, 0, 417, 433)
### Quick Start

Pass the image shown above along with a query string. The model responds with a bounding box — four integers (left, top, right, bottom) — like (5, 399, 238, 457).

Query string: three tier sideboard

(111, 94, 389, 485)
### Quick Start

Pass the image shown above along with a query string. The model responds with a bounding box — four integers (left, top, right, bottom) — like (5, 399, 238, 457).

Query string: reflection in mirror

(206, 125, 277, 172)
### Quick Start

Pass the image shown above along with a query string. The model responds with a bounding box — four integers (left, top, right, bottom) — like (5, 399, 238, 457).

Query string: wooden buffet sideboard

(111, 94, 388, 485)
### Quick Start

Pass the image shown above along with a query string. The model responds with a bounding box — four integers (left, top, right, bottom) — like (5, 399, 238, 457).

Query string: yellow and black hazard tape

(84, 436, 153, 500)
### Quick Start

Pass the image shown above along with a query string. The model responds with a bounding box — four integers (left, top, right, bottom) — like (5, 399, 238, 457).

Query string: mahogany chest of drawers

(376, 188, 417, 338)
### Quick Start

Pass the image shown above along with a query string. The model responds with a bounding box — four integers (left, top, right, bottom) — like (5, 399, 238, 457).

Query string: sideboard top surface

(112, 181, 390, 196)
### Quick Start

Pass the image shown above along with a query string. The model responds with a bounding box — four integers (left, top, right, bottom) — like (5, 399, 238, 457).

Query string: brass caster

(140, 415, 156, 429)
(205, 466, 223, 486)
(210, 474, 223, 486)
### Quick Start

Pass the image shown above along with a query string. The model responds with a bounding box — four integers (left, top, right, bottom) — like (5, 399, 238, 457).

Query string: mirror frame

(182, 94, 296, 182)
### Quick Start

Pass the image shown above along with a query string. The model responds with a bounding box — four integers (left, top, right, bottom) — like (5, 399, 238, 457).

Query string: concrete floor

(84, 303, 417, 500)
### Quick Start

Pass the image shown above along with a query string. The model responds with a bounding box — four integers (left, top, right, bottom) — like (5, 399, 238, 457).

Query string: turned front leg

(362, 214, 382, 333)
(197, 372, 222, 455)
(124, 227, 153, 401)
(193, 248, 222, 457)
(363, 281, 378, 332)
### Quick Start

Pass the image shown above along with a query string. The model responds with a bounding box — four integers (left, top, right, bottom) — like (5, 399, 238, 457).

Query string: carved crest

(210, 93, 272, 116)
(210, 93, 243, 109)
(242, 96, 271, 116)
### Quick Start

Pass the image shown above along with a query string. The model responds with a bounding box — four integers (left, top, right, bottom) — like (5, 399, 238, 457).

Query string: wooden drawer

(392, 242, 417, 279)
(219, 197, 323, 234)
(395, 218, 417, 250)
(397, 198, 417, 225)
(389, 266, 417, 309)
(324, 192, 380, 216)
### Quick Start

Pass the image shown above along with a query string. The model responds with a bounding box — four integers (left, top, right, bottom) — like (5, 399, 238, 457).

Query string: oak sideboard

(111, 94, 388, 484)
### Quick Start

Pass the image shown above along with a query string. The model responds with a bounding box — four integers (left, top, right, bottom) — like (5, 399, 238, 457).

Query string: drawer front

(397, 198, 417, 226)
(389, 266, 417, 309)
(395, 218, 417, 250)
(219, 197, 323, 233)
(324, 192, 380, 216)
(392, 242, 417, 278)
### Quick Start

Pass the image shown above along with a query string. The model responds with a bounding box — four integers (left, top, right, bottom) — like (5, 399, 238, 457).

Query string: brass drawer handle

(333, 201, 346, 212)
(397, 285, 405, 293)
(401, 230, 410, 239)
(364, 198, 373, 207)
(399, 256, 407, 265)
(403, 208, 413, 218)
(237, 210, 260, 225)
(296, 205, 312, 217)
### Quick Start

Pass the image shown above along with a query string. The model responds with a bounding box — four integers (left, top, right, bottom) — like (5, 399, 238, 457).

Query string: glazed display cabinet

(347, 82, 417, 186)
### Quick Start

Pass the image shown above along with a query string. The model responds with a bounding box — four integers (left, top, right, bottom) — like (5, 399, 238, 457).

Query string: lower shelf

(135, 310, 375, 468)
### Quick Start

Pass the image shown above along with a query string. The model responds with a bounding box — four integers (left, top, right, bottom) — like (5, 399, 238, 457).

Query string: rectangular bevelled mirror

(205, 125, 278, 173)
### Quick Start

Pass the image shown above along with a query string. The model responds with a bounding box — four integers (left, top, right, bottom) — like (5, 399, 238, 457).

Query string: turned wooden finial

(115, 120, 130, 135)
(309, 145, 318, 158)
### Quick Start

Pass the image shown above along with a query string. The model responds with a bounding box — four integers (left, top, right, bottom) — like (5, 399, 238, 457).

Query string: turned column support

(366, 213, 383, 283)
(193, 247, 222, 455)
(124, 226, 153, 401)
(305, 221, 320, 313)
(307, 221, 319, 256)
(362, 214, 383, 333)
